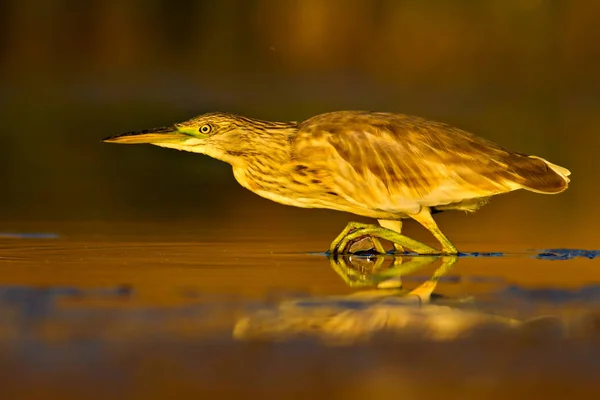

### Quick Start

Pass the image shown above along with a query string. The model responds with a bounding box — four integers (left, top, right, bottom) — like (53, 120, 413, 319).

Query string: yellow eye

(199, 124, 212, 134)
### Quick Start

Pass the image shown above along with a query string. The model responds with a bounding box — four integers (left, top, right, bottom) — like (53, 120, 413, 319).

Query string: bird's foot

(441, 244, 458, 255)
(329, 222, 438, 255)
(329, 222, 386, 255)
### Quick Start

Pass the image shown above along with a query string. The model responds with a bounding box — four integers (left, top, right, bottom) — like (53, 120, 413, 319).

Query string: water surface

(1, 222, 599, 399)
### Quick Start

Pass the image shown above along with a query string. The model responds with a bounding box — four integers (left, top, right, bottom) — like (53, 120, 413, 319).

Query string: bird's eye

(199, 124, 212, 134)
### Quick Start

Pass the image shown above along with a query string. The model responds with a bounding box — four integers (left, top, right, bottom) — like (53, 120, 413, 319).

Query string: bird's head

(104, 112, 297, 166)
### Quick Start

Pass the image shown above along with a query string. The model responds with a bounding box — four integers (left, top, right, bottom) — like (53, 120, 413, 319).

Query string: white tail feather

(528, 156, 571, 183)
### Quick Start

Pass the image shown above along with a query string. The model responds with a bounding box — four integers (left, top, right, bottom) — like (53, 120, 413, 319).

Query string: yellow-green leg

(329, 222, 438, 255)
(410, 207, 458, 254)
(378, 219, 404, 253)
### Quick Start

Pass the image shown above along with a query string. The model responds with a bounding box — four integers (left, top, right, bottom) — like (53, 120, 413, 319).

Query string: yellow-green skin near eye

(104, 111, 571, 255)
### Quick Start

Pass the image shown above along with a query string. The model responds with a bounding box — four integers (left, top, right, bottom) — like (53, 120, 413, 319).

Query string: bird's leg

(378, 219, 404, 253)
(329, 222, 387, 254)
(410, 207, 458, 254)
(330, 222, 438, 255)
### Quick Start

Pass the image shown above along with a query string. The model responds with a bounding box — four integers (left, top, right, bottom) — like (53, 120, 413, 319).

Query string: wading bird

(104, 111, 570, 254)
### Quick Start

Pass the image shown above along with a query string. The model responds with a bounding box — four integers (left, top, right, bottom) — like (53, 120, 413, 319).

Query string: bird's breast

(232, 166, 315, 208)
(232, 164, 354, 211)
(232, 166, 258, 192)
(232, 165, 294, 200)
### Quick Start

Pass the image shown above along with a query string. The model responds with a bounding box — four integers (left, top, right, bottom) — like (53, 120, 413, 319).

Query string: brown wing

(290, 111, 568, 214)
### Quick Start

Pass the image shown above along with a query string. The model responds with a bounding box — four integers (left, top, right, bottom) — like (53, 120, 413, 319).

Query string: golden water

(1, 218, 599, 399)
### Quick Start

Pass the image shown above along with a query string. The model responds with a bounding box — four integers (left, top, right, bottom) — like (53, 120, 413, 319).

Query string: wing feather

(290, 111, 562, 214)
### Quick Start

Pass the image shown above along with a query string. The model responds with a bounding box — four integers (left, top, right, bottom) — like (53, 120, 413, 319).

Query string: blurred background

(1, 0, 598, 248)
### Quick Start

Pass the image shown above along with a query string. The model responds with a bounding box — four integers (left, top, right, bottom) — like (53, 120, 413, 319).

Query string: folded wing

(290, 111, 568, 215)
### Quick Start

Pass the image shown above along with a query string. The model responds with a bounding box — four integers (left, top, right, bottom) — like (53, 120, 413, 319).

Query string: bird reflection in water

(234, 254, 560, 343)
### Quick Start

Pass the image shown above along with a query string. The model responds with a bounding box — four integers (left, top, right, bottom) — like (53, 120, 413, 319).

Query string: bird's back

(288, 111, 569, 216)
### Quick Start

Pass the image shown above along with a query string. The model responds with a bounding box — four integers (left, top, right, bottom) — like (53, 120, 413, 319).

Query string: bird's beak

(103, 126, 188, 144)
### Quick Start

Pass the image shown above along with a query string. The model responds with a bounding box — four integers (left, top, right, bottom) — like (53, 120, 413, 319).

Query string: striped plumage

(104, 110, 571, 254)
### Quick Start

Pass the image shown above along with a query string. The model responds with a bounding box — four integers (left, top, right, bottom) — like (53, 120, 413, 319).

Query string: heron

(104, 111, 571, 254)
